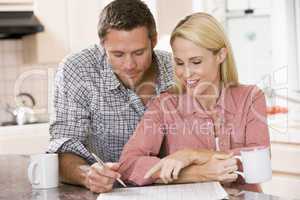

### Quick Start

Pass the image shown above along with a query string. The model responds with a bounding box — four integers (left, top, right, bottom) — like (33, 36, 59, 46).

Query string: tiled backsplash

(0, 39, 57, 123)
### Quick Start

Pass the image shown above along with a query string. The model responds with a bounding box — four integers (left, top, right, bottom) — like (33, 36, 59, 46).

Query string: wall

(0, 39, 54, 123)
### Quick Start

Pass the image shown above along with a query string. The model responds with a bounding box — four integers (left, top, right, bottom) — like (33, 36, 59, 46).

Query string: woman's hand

(196, 153, 238, 183)
(144, 149, 200, 184)
(144, 149, 214, 184)
(144, 150, 238, 184)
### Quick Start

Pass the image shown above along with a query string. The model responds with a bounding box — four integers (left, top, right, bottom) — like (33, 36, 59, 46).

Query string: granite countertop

(0, 155, 292, 200)
(0, 155, 97, 200)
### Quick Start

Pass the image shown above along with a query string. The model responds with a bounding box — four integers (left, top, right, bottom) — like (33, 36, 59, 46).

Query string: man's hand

(85, 162, 121, 193)
(59, 153, 121, 193)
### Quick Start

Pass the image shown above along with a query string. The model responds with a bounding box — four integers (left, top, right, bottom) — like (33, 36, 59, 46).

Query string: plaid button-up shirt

(48, 44, 174, 164)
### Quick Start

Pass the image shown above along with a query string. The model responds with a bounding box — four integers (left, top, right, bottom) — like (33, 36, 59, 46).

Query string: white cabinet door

(261, 142, 300, 199)
(0, 123, 49, 154)
(23, 0, 70, 64)
(24, 0, 102, 63)
(0, 0, 33, 11)
(227, 0, 271, 10)
(227, 0, 249, 10)
(227, 16, 272, 85)
(0, 0, 32, 3)
(66, 0, 101, 53)
(226, 0, 298, 90)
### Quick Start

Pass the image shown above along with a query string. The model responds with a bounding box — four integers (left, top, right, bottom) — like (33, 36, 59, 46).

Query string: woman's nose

(183, 67, 193, 78)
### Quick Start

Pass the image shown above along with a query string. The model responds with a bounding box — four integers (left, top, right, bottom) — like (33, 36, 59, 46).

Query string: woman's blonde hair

(169, 12, 239, 91)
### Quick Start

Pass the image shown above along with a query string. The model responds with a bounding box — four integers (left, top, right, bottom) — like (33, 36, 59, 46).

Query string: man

(48, 0, 173, 193)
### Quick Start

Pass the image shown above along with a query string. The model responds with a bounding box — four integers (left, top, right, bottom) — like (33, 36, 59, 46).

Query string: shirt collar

(96, 45, 121, 91)
(177, 85, 237, 117)
(177, 94, 205, 117)
(216, 85, 237, 114)
(153, 52, 174, 93)
(102, 61, 121, 91)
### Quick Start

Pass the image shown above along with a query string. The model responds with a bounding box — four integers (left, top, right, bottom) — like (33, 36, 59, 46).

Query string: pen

(91, 153, 127, 187)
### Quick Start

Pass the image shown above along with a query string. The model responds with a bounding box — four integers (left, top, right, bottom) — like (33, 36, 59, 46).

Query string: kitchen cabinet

(0, 123, 49, 154)
(226, 0, 298, 91)
(227, 15, 272, 85)
(262, 142, 300, 199)
(23, 0, 70, 64)
(65, 0, 100, 53)
(23, 0, 101, 64)
(0, 0, 32, 3)
(260, 119, 300, 199)
(227, 0, 271, 10)
(0, 0, 33, 11)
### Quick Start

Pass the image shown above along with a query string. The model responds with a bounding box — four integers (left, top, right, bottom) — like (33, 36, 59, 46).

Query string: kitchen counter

(268, 114, 300, 144)
(0, 155, 293, 200)
(0, 122, 49, 133)
(0, 123, 49, 154)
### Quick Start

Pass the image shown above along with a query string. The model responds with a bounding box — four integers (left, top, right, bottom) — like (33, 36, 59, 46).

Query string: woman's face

(171, 37, 226, 98)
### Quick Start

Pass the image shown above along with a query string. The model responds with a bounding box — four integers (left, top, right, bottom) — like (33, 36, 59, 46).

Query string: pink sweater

(118, 85, 270, 191)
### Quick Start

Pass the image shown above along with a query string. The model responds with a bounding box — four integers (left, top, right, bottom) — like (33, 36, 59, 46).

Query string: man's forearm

(59, 153, 90, 187)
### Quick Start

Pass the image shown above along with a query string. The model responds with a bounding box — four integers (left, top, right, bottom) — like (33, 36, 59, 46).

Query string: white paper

(98, 182, 228, 200)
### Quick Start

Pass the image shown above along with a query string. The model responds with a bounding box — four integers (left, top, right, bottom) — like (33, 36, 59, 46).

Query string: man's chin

(123, 77, 143, 89)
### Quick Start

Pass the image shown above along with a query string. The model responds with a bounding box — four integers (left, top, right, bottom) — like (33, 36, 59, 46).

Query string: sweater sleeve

(118, 96, 166, 186)
(230, 87, 270, 155)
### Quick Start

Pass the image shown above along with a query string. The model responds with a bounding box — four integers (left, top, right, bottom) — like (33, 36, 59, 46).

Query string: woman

(118, 12, 270, 192)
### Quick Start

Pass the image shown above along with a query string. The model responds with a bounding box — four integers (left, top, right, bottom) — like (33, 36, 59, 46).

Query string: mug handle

(233, 155, 245, 179)
(233, 170, 245, 179)
(27, 162, 39, 185)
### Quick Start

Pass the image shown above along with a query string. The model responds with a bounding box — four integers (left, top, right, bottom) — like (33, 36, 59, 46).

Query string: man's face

(103, 26, 156, 88)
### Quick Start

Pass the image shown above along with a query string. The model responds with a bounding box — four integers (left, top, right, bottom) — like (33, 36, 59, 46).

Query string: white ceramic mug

(234, 147, 272, 184)
(27, 153, 59, 189)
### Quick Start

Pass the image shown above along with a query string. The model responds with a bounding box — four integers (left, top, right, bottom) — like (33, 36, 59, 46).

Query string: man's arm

(58, 153, 90, 187)
(59, 153, 122, 193)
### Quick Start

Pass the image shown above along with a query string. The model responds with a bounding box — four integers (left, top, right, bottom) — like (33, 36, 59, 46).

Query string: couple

(49, 0, 270, 194)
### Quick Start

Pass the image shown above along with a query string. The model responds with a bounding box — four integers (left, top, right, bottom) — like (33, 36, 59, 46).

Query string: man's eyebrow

(109, 48, 147, 54)
(109, 50, 124, 54)
(132, 48, 147, 53)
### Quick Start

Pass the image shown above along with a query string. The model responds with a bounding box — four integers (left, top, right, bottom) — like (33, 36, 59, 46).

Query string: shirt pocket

(230, 126, 245, 148)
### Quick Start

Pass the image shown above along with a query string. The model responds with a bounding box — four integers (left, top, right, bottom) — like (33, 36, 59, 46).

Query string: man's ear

(217, 48, 227, 64)
(151, 34, 158, 49)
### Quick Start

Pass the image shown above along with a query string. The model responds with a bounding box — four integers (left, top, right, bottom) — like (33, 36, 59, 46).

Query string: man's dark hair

(98, 0, 157, 42)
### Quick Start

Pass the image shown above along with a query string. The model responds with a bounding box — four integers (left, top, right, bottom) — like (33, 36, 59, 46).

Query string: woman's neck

(196, 81, 222, 111)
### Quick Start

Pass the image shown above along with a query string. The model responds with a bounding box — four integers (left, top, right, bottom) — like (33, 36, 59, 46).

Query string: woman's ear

(217, 48, 227, 64)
